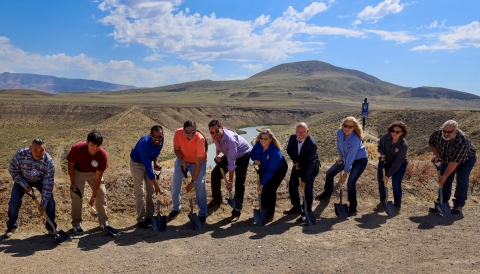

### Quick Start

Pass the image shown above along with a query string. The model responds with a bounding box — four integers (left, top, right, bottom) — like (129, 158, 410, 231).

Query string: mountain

(0, 72, 135, 93)
(396, 86, 480, 100)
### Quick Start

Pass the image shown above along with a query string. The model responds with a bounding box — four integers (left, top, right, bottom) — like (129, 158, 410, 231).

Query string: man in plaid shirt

(5, 138, 56, 238)
(429, 120, 477, 214)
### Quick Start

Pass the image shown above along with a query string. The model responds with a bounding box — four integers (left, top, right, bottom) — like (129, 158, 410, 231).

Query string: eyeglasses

(185, 130, 196, 134)
(152, 134, 163, 139)
(260, 137, 271, 141)
(343, 124, 354, 129)
(391, 130, 402, 134)
(443, 129, 455, 134)
(210, 129, 220, 135)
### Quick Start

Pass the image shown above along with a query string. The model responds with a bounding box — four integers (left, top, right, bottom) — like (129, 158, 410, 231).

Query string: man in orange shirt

(169, 121, 208, 223)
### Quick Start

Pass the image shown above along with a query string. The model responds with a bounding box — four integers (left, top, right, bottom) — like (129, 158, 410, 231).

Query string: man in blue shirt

(208, 120, 251, 223)
(5, 138, 56, 238)
(130, 125, 164, 229)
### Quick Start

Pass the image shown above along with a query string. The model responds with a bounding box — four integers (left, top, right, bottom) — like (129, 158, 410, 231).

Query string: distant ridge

(396, 86, 480, 100)
(0, 72, 135, 93)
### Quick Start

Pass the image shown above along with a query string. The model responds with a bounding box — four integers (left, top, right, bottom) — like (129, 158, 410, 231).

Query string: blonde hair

(340, 116, 364, 140)
(254, 128, 282, 150)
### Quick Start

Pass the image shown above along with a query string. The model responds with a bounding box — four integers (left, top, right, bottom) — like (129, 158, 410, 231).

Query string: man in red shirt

(67, 129, 109, 234)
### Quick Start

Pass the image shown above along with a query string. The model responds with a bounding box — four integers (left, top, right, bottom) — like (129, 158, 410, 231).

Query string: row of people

(4, 117, 476, 236)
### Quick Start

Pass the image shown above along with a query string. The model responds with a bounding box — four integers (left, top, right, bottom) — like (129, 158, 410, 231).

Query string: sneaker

(315, 191, 331, 201)
(145, 217, 152, 225)
(4, 227, 16, 238)
(373, 202, 384, 212)
(451, 206, 463, 214)
(283, 207, 301, 214)
(395, 206, 401, 215)
(137, 221, 149, 229)
(199, 216, 207, 224)
(72, 226, 84, 234)
(168, 210, 180, 220)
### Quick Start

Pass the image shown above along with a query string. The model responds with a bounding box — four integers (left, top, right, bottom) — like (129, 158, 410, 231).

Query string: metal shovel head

(188, 212, 202, 229)
(50, 229, 71, 244)
(226, 190, 235, 209)
(103, 226, 119, 236)
(334, 189, 349, 219)
(435, 188, 450, 217)
(302, 196, 316, 226)
(151, 200, 163, 232)
(254, 194, 266, 226)
(382, 200, 397, 217)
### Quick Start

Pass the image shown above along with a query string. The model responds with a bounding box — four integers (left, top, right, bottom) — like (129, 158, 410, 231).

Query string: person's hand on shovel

(185, 180, 195, 193)
(257, 184, 263, 194)
(37, 204, 46, 214)
(89, 195, 96, 206)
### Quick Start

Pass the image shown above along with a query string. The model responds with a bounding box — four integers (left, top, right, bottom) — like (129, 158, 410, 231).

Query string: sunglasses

(152, 134, 163, 139)
(443, 129, 455, 134)
(343, 124, 354, 129)
(210, 129, 220, 135)
(185, 130, 196, 134)
(391, 130, 402, 134)
(260, 137, 271, 141)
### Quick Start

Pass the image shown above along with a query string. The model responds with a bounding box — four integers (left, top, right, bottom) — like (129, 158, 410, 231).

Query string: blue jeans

(171, 159, 208, 217)
(7, 182, 57, 231)
(325, 158, 368, 210)
(377, 161, 408, 208)
(439, 155, 477, 207)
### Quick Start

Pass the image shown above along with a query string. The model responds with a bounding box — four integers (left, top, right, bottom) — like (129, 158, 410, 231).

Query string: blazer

(286, 134, 320, 183)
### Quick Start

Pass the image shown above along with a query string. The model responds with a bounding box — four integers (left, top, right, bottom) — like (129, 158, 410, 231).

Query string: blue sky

(1, 0, 479, 95)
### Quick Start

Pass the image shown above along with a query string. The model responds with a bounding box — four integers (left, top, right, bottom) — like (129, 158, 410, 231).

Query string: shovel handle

(24, 189, 58, 234)
(72, 188, 108, 225)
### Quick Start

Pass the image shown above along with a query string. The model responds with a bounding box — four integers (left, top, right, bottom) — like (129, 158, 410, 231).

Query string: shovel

(24, 189, 71, 244)
(334, 170, 349, 219)
(433, 162, 451, 217)
(295, 170, 316, 225)
(72, 188, 119, 236)
(216, 160, 236, 210)
(253, 165, 268, 226)
(182, 166, 202, 229)
(151, 170, 167, 232)
(380, 159, 396, 217)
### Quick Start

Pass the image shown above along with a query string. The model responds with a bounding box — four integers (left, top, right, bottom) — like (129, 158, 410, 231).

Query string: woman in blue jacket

(318, 116, 368, 216)
(250, 129, 288, 223)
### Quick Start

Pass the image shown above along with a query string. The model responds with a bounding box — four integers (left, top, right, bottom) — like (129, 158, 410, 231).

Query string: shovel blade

(158, 216, 167, 231)
(188, 213, 202, 229)
(51, 230, 71, 244)
(151, 216, 161, 232)
(104, 226, 120, 236)
(382, 201, 397, 217)
(304, 211, 317, 226)
(226, 197, 235, 209)
(253, 209, 265, 226)
(334, 203, 349, 219)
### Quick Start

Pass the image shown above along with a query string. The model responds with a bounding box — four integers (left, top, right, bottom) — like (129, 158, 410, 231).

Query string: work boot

(315, 191, 331, 201)
(451, 206, 463, 214)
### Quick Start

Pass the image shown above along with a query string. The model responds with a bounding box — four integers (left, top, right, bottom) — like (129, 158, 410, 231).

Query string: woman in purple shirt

(250, 129, 288, 223)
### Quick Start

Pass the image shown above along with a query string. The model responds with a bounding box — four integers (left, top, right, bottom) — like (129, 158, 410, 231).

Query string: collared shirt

(130, 135, 164, 180)
(213, 128, 251, 172)
(8, 148, 55, 207)
(297, 138, 304, 155)
(429, 128, 476, 164)
(378, 134, 408, 177)
(250, 142, 286, 185)
(173, 128, 207, 163)
(336, 129, 368, 172)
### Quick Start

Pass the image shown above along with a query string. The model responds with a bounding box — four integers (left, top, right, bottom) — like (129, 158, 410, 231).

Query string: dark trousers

(439, 155, 477, 207)
(260, 161, 288, 216)
(377, 161, 408, 207)
(210, 152, 250, 213)
(288, 163, 319, 212)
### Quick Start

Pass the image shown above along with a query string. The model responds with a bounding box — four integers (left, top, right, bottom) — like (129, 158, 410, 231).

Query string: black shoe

(137, 222, 149, 229)
(428, 207, 437, 213)
(348, 209, 357, 217)
(168, 210, 180, 220)
(315, 191, 331, 201)
(451, 206, 463, 214)
(199, 216, 207, 224)
(283, 207, 301, 214)
(296, 216, 305, 223)
(145, 217, 152, 225)
(4, 227, 16, 238)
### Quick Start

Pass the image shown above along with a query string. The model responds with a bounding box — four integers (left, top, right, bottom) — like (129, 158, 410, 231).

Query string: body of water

(206, 125, 264, 168)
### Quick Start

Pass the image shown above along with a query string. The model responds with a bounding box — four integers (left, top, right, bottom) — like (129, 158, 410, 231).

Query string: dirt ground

(1, 163, 480, 273)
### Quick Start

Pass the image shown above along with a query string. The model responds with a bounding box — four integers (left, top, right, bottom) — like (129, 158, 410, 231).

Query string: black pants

(210, 152, 250, 213)
(260, 161, 288, 216)
(288, 163, 319, 211)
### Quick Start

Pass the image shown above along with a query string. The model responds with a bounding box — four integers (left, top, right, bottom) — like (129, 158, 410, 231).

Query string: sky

(0, 0, 479, 95)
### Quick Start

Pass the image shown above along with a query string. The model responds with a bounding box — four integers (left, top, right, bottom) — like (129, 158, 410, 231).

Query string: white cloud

(411, 21, 480, 51)
(427, 20, 446, 29)
(96, 1, 361, 62)
(241, 63, 263, 72)
(365, 29, 417, 43)
(143, 52, 164, 61)
(0, 36, 220, 86)
(358, 0, 405, 21)
(352, 19, 362, 26)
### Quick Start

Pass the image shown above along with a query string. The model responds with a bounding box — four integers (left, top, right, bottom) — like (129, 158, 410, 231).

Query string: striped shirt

(429, 128, 476, 164)
(8, 148, 55, 207)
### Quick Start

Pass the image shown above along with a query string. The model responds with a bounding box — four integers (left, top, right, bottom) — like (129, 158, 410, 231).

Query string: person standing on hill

(375, 121, 409, 215)
(284, 122, 320, 223)
(129, 125, 164, 229)
(429, 120, 477, 214)
(250, 129, 288, 224)
(4, 138, 56, 238)
(169, 120, 208, 224)
(316, 117, 368, 217)
(208, 120, 251, 223)
(67, 129, 109, 234)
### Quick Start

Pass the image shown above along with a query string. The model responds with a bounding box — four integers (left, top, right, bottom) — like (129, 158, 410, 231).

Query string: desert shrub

(364, 142, 379, 160)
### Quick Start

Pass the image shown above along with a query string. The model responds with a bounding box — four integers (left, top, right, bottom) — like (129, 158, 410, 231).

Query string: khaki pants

(70, 170, 108, 227)
(130, 160, 155, 223)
